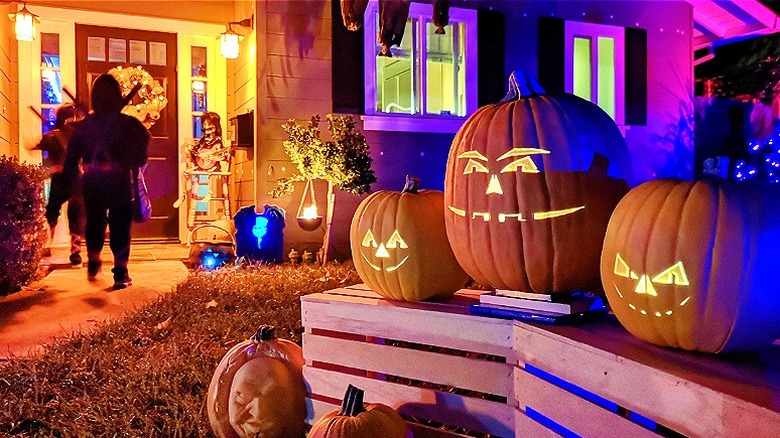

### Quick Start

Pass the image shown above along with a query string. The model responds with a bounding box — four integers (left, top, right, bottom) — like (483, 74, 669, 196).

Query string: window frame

(564, 21, 626, 127)
(362, 0, 478, 133)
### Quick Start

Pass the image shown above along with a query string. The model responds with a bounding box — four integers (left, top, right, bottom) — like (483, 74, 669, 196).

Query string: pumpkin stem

(501, 70, 547, 102)
(402, 175, 421, 194)
(251, 325, 276, 342)
(339, 384, 365, 417)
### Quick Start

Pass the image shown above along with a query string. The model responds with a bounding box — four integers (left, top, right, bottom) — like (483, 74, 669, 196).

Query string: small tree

(271, 115, 376, 263)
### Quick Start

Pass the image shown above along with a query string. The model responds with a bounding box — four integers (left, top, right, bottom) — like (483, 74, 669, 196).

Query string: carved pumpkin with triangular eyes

(351, 176, 468, 302)
(444, 70, 632, 294)
(601, 178, 780, 353)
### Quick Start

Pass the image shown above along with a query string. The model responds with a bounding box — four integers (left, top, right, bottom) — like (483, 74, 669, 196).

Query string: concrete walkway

(0, 245, 189, 359)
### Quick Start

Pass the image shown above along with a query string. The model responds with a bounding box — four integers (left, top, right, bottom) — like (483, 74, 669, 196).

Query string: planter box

(302, 285, 780, 437)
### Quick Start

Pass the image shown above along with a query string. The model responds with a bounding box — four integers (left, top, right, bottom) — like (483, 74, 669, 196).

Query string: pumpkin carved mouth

(360, 253, 409, 272)
(448, 205, 585, 222)
(612, 253, 691, 318)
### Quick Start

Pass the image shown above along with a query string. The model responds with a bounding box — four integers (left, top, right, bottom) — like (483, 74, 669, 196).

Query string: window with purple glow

(363, 1, 477, 133)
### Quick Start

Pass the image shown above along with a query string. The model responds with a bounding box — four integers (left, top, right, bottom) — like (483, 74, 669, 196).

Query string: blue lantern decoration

(234, 204, 285, 263)
(200, 246, 233, 270)
(185, 223, 236, 270)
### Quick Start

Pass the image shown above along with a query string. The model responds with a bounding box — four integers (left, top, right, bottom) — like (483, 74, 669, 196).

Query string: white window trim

(564, 20, 626, 128)
(362, 0, 477, 133)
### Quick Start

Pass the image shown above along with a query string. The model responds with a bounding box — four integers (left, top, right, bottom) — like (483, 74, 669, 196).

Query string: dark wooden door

(75, 24, 178, 241)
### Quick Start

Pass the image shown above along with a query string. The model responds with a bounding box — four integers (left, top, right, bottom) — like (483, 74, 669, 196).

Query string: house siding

(0, 3, 18, 158)
(228, 0, 257, 216)
(255, 0, 336, 259)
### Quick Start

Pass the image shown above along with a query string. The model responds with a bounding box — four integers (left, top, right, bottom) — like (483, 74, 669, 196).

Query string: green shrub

(0, 155, 48, 295)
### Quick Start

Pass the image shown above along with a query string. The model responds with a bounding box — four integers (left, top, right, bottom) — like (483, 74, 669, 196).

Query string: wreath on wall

(107, 65, 168, 128)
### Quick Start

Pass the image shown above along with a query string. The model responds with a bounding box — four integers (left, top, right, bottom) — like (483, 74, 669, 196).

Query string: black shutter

(477, 9, 505, 106)
(537, 17, 565, 94)
(332, 0, 365, 114)
(625, 26, 647, 125)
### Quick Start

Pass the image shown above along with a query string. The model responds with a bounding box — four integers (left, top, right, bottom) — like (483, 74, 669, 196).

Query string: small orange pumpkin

(350, 175, 468, 301)
(308, 385, 409, 438)
(207, 325, 307, 438)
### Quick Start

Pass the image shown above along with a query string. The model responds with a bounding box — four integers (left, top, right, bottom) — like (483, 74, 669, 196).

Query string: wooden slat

(304, 333, 514, 398)
(266, 0, 332, 19)
(307, 397, 339, 424)
(266, 11, 331, 38)
(514, 409, 563, 438)
(266, 33, 333, 60)
(515, 370, 659, 437)
(513, 322, 780, 437)
(267, 55, 331, 80)
(314, 287, 480, 315)
(267, 76, 332, 101)
(302, 293, 513, 357)
(304, 366, 515, 437)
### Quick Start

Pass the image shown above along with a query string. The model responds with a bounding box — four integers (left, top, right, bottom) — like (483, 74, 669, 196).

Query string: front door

(75, 24, 178, 241)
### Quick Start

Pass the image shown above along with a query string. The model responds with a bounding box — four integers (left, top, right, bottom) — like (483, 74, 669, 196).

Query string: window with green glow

(598, 37, 615, 119)
(573, 37, 591, 101)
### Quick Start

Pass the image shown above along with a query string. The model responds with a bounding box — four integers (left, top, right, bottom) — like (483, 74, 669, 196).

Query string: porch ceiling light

(8, 2, 38, 42)
(219, 15, 253, 59)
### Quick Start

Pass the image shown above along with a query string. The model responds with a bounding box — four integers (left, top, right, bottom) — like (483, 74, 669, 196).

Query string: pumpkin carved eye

(500, 156, 541, 174)
(361, 229, 378, 248)
(385, 230, 408, 249)
(463, 158, 489, 175)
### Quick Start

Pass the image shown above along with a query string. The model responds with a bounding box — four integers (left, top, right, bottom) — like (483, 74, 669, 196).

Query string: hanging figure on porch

(34, 104, 86, 267)
(63, 74, 150, 290)
(174, 111, 232, 228)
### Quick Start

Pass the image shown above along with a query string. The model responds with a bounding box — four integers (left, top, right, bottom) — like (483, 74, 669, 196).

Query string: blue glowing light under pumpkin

(199, 246, 233, 271)
(234, 204, 285, 263)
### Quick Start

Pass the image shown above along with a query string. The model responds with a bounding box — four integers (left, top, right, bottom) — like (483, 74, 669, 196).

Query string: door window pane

(41, 33, 61, 105)
(426, 22, 464, 116)
(376, 16, 415, 114)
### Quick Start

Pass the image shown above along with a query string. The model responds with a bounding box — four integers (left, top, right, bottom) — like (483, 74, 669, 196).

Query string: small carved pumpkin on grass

(351, 175, 468, 301)
(308, 385, 410, 438)
(207, 325, 307, 438)
(601, 178, 780, 352)
(444, 70, 632, 294)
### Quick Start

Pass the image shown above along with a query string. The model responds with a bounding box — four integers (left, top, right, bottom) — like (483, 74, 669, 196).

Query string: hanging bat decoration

(378, 0, 412, 57)
(341, 0, 369, 31)
(433, 0, 450, 35)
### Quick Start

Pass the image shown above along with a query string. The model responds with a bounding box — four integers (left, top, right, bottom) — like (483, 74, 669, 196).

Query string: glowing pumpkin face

(444, 71, 632, 294)
(601, 178, 780, 353)
(351, 176, 468, 302)
(448, 148, 586, 223)
(611, 254, 691, 318)
(359, 229, 409, 272)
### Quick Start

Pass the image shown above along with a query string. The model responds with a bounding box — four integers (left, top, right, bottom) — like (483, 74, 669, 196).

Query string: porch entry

(75, 24, 178, 241)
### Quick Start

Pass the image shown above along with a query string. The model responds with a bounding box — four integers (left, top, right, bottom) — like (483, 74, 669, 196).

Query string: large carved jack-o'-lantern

(351, 176, 468, 301)
(602, 178, 780, 353)
(444, 70, 632, 294)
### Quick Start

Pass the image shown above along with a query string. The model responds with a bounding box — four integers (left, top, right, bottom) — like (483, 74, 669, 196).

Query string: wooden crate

(513, 317, 780, 437)
(303, 285, 780, 437)
(301, 284, 516, 437)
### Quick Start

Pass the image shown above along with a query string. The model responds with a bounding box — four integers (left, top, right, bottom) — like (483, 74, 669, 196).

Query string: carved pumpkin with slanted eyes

(602, 178, 780, 353)
(444, 70, 632, 294)
(351, 176, 468, 301)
